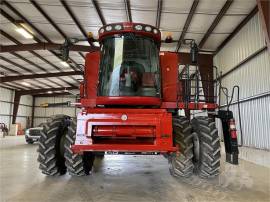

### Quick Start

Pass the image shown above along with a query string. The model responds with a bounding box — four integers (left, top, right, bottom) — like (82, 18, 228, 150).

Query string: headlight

(25, 129, 30, 135)
(145, 26, 152, 32)
(105, 25, 112, 31)
(153, 29, 158, 34)
(99, 28, 104, 34)
(114, 24, 122, 30)
(134, 25, 143, 31)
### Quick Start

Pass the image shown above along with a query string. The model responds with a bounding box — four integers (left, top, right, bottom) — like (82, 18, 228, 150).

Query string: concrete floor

(0, 136, 269, 202)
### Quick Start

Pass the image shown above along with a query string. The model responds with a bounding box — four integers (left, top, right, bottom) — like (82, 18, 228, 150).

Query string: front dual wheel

(37, 115, 95, 176)
(169, 116, 221, 178)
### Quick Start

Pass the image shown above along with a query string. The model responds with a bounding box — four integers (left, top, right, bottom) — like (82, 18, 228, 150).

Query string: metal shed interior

(0, 1, 270, 202)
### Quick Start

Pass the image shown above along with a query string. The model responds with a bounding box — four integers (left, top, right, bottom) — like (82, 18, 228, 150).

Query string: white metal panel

(20, 95, 33, 106)
(214, 13, 270, 150)
(226, 0, 256, 15)
(0, 115, 10, 127)
(162, 0, 193, 13)
(0, 102, 11, 115)
(220, 96, 270, 149)
(214, 14, 266, 74)
(34, 118, 47, 127)
(33, 96, 77, 126)
(219, 50, 270, 104)
(0, 87, 13, 128)
(0, 87, 13, 101)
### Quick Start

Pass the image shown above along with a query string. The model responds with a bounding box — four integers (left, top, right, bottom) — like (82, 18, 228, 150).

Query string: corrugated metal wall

(0, 87, 33, 129)
(0, 87, 13, 128)
(214, 13, 270, 149)
(34, 96, 78, 127)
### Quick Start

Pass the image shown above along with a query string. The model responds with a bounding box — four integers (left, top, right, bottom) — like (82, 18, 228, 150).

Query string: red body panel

(72, 109, 176, 153)
(74, 28, 217, 153)
(160, 52, 180, 102)
(85, 52, 100, 99)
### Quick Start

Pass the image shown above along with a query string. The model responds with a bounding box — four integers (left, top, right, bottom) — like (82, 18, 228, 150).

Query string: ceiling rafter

(0, 83, 29, 90)
(0, 43, 97, 53)
(215, 6, 258, 54)
(0, 3, 81, 86)
(34, 92, 75, 97)
(0, 64, 21, 74)
(199, 0, 234, 49)
(29, 0, 85, 61)
(60, 0, 94, 46)
(1, 1, 80, 72)
(156, 0, 163, 29)
(0, 55, 57, 89)
(124, 0, 132, 22)
(17, 87, 78, 95)
(91, 0, 106, 25)
(0, 29, 76, 88)
(1, 71, 82, 83)
(176, 0, 199, 52)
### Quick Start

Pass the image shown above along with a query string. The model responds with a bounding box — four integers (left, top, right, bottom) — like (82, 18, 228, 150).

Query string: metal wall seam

(219, 96, 270, 149)
(219, 50, 270, 105)
(33, 96, 77, 127)
(215, 14, 267, 74)
(214, 13, 270, 150)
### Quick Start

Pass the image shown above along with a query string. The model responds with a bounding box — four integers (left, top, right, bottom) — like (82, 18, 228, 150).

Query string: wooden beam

(92, 0, 106, 25)
(176, 0, 199, 52)
(215, 6, 258, 54)
(257, 0, 270, 51)
(1, 71, 82, 83)
(124, 0, 132, 22)
(199, 0, 234, 49)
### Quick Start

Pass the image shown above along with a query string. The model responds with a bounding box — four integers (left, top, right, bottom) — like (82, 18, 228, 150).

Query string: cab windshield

(98, 34, 160, 97)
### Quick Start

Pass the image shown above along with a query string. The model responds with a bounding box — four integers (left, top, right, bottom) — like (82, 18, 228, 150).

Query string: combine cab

(37, 22, 239, 177)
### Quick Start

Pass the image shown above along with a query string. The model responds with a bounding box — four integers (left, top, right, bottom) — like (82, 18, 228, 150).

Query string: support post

(31, 96, 35, 127)
(12, 91, 21, 124)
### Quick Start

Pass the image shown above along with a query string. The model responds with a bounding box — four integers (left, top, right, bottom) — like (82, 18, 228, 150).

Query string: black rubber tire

(64, 120, 95, 176)
(37, 115, 70, 176)
(191, 116, 221, 178)
(26, 139, 34, 144)
(95, 152, 105, 158)
(169, 116, 194, 178)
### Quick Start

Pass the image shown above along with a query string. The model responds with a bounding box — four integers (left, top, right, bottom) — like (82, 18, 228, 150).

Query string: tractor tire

(95, 152, 105, 158)
(37, 115, 70, 176)
(169, 116, 194, 178)
(191, 116, 221, 178)
(64, 120, 95, 176)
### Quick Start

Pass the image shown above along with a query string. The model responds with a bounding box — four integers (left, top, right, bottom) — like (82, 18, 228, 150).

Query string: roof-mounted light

(105, 25, 112, 31)
(114, 24, 122, 30)
(99, 28, 104, 34)
(134, 25, 143, 31)
(145, 26, 152, 32)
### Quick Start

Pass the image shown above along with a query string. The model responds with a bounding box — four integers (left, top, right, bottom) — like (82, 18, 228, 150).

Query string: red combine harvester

(38, 22, 240, 178)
